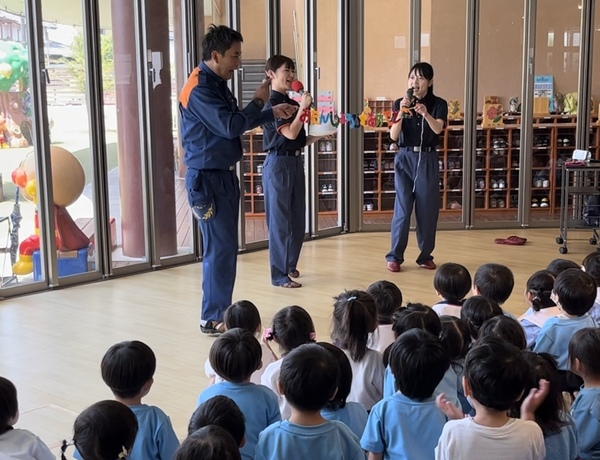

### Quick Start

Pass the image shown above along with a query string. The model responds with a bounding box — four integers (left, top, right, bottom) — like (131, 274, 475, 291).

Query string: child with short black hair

(546, 258, 580, 277)
(62, 400, 139, 460)
(205, 300, 276, 385)
(366, 280, 403, 353)
(569, 327, 600, 458)
(478, 315, 527, 350)
(175, 425, 241, 460)
(200, 328, 280, 460)
(361, 329, 450, 460)
(518, 270, 560, 348)
(331, 290, 384, 411)
(317, 342, 368, 438)
(582, 251, 600, 322)
(460, 295, 503, 340)
(472, 263, 515, 305)
(533, 269, 597, 392)
(511, 352, 579, 460)
(81, 340, 179, 460)
(382, 304, 459, 408)
(255, 344, 363, 460)
(261, 305, 316, 419)
(439, 316, 472, 414)
(188, 395, 245, 447)
(433, 263, 472, 317)
(435, 337, 546, 460)
(0, 376, 54, 459)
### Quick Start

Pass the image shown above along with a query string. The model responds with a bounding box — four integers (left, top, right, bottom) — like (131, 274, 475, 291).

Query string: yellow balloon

(25, 179, 36, 200)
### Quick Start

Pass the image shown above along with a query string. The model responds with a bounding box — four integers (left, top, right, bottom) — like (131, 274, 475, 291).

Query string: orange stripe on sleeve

(179, 67, 200, 109)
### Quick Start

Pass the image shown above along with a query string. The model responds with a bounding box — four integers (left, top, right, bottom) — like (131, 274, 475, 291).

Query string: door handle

(41, 68, 51, 84)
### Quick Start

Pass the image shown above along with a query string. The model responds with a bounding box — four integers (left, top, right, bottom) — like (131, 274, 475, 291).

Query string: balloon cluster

(0, 41, 29, 92)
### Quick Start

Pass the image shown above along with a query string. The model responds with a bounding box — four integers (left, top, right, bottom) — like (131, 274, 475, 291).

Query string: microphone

(401, 88, 416, 118)
(406, 87, 415, 105)
(291, 80, 305, 94)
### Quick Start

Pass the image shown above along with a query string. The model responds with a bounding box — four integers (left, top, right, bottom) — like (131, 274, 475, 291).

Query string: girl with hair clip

(518, 270, 560, 349)
(0, 376, 54, 460)
(331, 290, 384, 411)
(61, 400, 138, 460)
(260, 305, 316, 419)
(511, 352, 579, 459)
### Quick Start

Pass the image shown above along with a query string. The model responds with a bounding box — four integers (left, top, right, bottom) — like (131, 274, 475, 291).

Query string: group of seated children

(3, 254, 600, 460)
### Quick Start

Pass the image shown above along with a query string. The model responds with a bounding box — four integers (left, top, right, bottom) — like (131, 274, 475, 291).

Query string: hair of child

(439, 316, 471, 362)
(188, 395, 245, 445)
(279, 343, 340, 412)
(434, 263, 472, 305)
(331, 290, 378, 362)
(569, 327, 600, 378)
(509, 352, 568, 436)
(473, 263, 515, 304)
(224, 300, 261, 333)
(478, 315, 527, 350)
(389, 329, 450, 401)
(526, 270, 556, 312)
(366, 280, 403, 324)
(209, 328, 262, 383)
(100, 340, 156, 399)
(460, 296, 503, 339)
(464, 336, 530, 411)
(553, 268, 597, 316)
(545, 258, 580, 277)
(0, 376, 17, 436)
(264, 305, 316, 354)
(62, 400, 138, 460)
(316, 342, 353, 410)
(174, 425, 241, 460)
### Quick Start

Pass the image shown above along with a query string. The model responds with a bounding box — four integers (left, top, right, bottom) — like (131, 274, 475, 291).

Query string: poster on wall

(534, 75, 554, 99)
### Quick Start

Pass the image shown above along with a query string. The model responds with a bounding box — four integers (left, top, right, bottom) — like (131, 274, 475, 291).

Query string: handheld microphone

(401, 88, 416, 118)
(291, 80, 305, 94)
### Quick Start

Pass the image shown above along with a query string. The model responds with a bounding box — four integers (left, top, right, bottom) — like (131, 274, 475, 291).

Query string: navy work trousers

(386, 147, 440, 265)
(263, 153, 305, 285)
(186, 168, 240, 323)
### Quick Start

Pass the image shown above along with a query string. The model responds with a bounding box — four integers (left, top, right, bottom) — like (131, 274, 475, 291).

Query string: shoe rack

(363, 114, 598, 219)
(242, 131, 339, 216)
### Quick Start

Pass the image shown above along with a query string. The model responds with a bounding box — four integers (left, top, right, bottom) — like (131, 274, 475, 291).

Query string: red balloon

(12, 168, 27, 187)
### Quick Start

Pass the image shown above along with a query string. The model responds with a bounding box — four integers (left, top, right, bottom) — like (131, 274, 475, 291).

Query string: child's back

(332, 290, 384, 411)
(436, 417, 544, 460)
(0, 428, 55, 460)
(362, 329, 450, 460)
(518, 270, 560, 348)
(126, 404, 181, 460)
(533, 269, 598, 370)
(256, 343, 363, 460)
(256, 419, 362, 460)
(366, 280, 403, 353)
(432, 263, 472, 318)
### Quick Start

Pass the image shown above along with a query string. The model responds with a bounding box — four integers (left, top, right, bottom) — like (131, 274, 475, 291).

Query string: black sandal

(200, 321, 225, 336)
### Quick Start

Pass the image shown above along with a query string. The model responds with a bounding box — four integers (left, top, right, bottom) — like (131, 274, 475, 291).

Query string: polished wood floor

(0, 227, 596, 456)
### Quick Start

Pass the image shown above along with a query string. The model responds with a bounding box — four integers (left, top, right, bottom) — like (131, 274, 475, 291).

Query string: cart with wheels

(557, 163, 600, 254)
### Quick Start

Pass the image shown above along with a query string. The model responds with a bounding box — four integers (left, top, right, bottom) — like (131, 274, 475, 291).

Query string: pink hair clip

(263, 327, 274, 341)
(310, 332, 316, 341)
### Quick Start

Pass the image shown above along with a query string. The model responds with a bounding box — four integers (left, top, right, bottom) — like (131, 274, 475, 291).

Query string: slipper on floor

(494, 235, 527, 245)
(280, 280, 302, 288)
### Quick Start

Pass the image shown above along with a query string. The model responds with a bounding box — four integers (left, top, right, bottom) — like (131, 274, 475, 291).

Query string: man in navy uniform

(179, 25, 296, 335)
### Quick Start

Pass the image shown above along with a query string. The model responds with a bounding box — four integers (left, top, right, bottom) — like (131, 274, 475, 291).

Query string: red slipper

(494, 236, 527, 245)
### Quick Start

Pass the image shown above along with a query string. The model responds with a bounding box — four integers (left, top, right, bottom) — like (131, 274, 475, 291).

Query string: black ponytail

(331, 290, 377, 362)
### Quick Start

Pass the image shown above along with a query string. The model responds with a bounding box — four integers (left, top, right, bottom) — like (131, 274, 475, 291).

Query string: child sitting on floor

(188, 395, 245, 448)
(174, 425, 241, 460)
(518, 270, 559, 348)
(366, 280, 403, 354)
(255, 343, 363, 460)
(432, 263, 472, 318)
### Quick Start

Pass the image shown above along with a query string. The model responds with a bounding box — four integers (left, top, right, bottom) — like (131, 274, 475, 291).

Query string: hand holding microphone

(400, 88, 415, 118)
(292, 81, 313, 109)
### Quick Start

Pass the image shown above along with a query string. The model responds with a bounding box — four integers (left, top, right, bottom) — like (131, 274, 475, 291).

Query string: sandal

(280, 280, 302, 288)
(200, 321, 226, 336)
(289, 270, 300, 279)
(494, 235, 528, 245)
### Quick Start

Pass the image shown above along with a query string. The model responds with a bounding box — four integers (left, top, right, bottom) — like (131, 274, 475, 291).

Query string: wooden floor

(0, 227, 596, 456)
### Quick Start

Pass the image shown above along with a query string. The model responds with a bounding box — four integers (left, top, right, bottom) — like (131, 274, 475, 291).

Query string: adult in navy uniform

(261, 55, 322, 288)
(386, 62, 447, 273)
(179, 26, 296, 335)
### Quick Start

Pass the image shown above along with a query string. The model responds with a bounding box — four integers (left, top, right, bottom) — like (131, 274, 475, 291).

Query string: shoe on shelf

(542, 179, 550, 187)
(497, 198, 506, 208)
(477, 179, 486, 189)
(490, 198, 498, 208)
(387, 261, 401, 273)
(540, 198, 549, 208)
(532, 199, 539, 208)
(491, 179, 499, 189)
(419, 260, 437, 270)
(498, 179, 506, 189)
